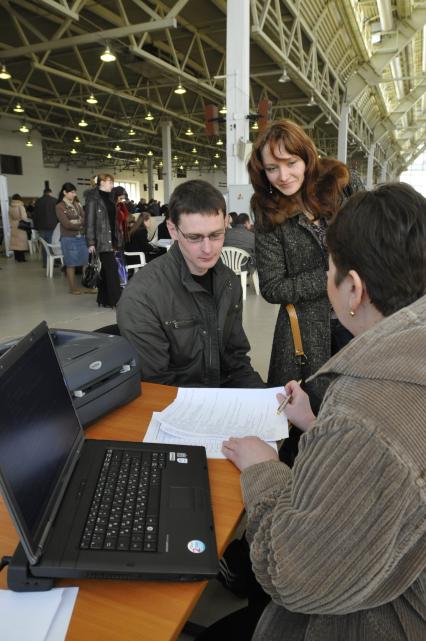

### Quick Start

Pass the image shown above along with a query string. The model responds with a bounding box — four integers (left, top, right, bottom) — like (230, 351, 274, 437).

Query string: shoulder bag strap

(286, 303, 305, 358)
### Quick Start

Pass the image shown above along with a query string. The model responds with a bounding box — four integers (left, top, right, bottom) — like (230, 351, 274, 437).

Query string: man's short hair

(43, 188, 52, 195)
(169, 180, 226, 225)
(327, 182, 426, 317)
(236, 213, 250, 225)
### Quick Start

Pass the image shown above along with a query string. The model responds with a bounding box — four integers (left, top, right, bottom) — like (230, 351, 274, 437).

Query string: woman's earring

(349, 309, 355, 317)
(268, 182, 272, 194)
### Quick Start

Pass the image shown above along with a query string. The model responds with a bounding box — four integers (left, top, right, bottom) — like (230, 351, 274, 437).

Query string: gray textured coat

(85, 188, 121, 253)
(255, 214, 330, 405)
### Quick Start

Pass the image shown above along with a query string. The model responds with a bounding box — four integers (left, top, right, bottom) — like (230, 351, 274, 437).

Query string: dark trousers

(14, 250, 26, 262)
(97, 251, 122, 308)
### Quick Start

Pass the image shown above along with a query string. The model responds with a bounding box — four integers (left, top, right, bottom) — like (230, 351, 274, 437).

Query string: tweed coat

(255, 213, 330, 406)
(8, 199, 30, 251)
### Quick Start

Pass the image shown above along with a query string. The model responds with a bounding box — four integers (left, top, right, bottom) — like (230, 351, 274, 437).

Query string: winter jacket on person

(117, 242, 264, 388)
(32, 194, 58, 231)
(241, 295, 426, 641)
(84, 188, 122, 252)
(255, 160, 356, 407)
(8, 199, 30, 251)
(55, 200, 85, 238)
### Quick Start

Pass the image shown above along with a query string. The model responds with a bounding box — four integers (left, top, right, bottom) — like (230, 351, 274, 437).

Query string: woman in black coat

(124, 212, 165, 270)
(85, 173, 122, 307)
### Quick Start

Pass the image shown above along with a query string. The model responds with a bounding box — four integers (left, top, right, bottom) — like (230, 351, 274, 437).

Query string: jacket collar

(311, 295, 426, 388)
(168, 241, 228, 292)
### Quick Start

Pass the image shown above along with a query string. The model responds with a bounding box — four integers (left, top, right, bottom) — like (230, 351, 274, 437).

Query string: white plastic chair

(124, 251, 146, 274)
(38, 236, 64, 278)
(221, 246, 260, 301)
(28, 228, 40, 256)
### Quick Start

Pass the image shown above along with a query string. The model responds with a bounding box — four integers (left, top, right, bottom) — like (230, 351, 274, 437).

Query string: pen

(276, 379, 302, 415)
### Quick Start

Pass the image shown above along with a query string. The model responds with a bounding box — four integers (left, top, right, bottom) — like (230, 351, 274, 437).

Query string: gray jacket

(242, 295, 426, 641)
(85, 188, 121, 253)
(255, 214, 330, 406)
(117, 242, 263, 387)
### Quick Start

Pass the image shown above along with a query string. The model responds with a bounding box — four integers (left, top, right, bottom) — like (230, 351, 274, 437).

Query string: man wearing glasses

(117, 179, 263, 387)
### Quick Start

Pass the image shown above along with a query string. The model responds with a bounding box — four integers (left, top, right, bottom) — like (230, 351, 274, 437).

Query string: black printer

(0, 328, 141, 427)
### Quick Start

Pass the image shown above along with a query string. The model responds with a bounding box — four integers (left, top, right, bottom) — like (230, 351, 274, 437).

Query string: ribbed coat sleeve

(241, 414, 426, 616)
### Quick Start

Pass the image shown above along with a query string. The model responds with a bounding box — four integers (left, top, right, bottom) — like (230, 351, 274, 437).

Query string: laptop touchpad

(169, 486, 195, 509)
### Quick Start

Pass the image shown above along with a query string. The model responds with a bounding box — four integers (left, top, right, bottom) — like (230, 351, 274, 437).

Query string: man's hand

(88, 245, 96, 253)
(222, 436, 278, 471)
(278, 380, 316, 432)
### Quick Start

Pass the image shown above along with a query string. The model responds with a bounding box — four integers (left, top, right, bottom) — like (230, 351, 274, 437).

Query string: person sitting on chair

(117, 180, 264, 388)
(223, 212, 256, 273)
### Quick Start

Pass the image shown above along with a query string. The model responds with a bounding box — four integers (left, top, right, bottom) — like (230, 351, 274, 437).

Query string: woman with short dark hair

(222, 182, 426, 641)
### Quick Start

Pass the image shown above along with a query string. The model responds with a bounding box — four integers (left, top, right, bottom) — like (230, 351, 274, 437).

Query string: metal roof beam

(0, 17, 177, 59)
(35, 0, 80, 21)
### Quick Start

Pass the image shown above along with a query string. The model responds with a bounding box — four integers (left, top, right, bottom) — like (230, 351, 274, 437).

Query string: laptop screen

(0, 322, 83, 560)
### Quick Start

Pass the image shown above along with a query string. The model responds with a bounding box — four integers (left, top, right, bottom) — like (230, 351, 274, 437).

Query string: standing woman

(248, 119, 356, 413)
(56, 183, 89, 294)
(85, 173, 122, 307)
(8, 194, 30, 262)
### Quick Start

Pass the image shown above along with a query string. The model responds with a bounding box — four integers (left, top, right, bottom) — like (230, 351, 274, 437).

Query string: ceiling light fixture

(214, 152, 220, 158)
(0, 64, 11, 80)
(135, 156, 141, 163)
(86, 93, 98, 104)
(179, 164, 184, 170)
(219, 105, 227, 114)
(78, 117, 88, 127)
(106, 153, 112, 159)
(114, 144, 121, 151)
(159, 160, 163, 167)
(278, 68, 290, 83)
(100, 45, 116, 62)
(70, 147, 77, 154)
(307, 95, 316, 107)
(251, 121, 259, 130)
(19, 123, 29, 133)
(185, 128, 193, 136)
(216, 138, 223, 146)
(191, 147, 197, 154)
(174, 82, 186, 95)
(144, 111, 154, 121)
(213, 163, 218, 169)
(25, 139, 33, 147)
(173, 154, 178, 160)
(13, 103, 24, 113)
(73, 136, 81, 143)
(128, 128, 136, 136)
(147, 150, 153, 156)
(194, 159, 199, 165)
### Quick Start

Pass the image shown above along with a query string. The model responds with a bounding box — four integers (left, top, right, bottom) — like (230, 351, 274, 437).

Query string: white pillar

(161, 121, 173, 203)
(337, 102, 349, 163)
(380, 160, 388, 184)
(147, 155, 154, 200)
(366, 143, 376, 189)
(226, 0, 250, 188)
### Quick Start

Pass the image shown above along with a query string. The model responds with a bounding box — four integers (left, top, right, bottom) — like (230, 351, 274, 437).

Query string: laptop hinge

(7, 544, 54, 592)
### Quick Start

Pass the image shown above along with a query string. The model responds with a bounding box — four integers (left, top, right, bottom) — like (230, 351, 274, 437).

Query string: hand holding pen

(276, 379, 317, 432)
(276, 379, 302, 415)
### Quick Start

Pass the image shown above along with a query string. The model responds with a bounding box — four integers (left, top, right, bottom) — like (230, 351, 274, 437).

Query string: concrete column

(161, 120, 173, 203)
(337, 102, 349, 163)
(380, 160, 388, 184)
(226, 0, 250, 188)
(147, 155, 154, 200)
(366, 143, 376, 189)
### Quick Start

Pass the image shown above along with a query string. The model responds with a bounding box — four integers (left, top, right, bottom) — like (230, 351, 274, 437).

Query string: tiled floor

(0, 249, 279, 639)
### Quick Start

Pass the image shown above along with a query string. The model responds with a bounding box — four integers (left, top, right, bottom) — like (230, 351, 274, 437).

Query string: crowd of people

(5, 117, 425, 641)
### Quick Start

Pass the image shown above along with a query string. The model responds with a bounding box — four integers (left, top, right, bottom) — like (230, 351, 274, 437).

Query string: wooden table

(0, 383, 244, 641)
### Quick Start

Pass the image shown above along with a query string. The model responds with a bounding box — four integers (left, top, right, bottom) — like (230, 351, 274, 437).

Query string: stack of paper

(144, 387, 288, 458)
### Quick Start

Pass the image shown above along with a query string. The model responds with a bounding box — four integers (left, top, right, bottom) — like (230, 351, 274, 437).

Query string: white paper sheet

(156, 387, 288, 441)
(144, 405, 281, 459)
(0, 587, 78, 641)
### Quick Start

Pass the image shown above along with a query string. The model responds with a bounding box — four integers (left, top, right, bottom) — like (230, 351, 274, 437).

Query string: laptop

(0, 321, 218, 583)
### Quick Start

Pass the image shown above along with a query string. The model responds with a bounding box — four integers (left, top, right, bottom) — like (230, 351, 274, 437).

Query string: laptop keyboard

(80, 448, 166, 552)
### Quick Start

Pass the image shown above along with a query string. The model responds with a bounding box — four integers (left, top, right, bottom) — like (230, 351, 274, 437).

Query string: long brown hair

(129, 212, 150, 237)
(248, 119, 348, 228)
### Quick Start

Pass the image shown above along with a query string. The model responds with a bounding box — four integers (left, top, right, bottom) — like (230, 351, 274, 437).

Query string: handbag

(115, 251, 128, 288)
(82, 250, 101, 289)
(18, 219, 32, 239)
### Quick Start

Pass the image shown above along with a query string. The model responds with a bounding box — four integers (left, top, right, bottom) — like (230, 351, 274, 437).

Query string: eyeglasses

(175, 224, 225, 244)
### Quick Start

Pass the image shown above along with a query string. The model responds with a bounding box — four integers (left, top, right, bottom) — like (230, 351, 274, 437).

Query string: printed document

(144, 387, 287, 458)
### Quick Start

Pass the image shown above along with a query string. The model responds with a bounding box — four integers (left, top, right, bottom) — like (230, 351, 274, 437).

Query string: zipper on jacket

(164, 319, 195, 329)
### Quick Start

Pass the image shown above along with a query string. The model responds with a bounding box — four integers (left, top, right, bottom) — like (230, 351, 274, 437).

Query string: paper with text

(155, 387, 288, 441)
